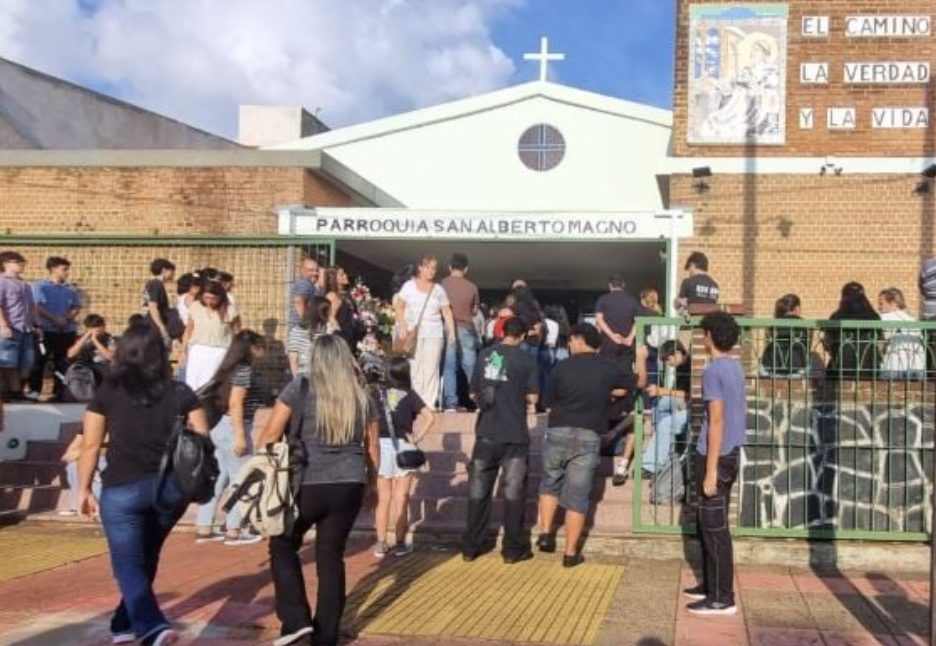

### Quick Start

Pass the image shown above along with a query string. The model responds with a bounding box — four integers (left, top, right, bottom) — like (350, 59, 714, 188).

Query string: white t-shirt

(544, 318, 559, 348)
(881, 310, 926, 374)
(398, 279, 449, 339)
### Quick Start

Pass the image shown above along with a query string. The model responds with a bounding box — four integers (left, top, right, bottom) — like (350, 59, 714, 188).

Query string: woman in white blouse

(394, 256, 456, 410)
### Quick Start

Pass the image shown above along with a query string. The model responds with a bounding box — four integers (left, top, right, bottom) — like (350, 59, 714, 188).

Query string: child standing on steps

(369, 356, 435, 558)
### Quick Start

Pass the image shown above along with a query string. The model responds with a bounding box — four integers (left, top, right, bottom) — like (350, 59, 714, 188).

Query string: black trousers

(463, 439, 530, 558)
(29, 331, 75, 398)
(269, 482, 364, 646)
(695, 450, 740, 605)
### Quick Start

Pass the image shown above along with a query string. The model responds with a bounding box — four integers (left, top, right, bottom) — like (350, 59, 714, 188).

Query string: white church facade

(266, 71, 692, 311)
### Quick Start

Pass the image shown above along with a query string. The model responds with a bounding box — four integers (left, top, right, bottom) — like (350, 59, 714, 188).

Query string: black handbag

(381, 389, 426, 470)
(157, 385, 220, 504)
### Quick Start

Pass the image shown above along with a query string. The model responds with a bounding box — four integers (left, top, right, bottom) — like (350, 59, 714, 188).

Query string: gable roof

(268, 80, 672, 151)
(0, 56, 240, 150)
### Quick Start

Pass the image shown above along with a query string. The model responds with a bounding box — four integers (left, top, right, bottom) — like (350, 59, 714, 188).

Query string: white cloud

(0, 0, 522, 139)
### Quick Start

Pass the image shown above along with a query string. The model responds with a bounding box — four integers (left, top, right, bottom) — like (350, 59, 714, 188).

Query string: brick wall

(673, 0, 936, 157)
(672, 173, 934, 316)
(0, 166, 349, 235)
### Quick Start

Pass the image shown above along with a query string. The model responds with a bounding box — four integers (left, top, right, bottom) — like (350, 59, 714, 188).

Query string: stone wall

(741, 396, 935, 533)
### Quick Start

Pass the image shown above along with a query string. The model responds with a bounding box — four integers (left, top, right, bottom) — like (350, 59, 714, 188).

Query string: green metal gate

(631, 316, 936, 542)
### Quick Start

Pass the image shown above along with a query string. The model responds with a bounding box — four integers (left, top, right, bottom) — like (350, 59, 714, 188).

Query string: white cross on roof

(523, 36, 565, 82)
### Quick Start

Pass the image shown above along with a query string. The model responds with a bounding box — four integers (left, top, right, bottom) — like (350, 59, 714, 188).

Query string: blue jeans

(99, 473, 187, 641)
(443, 327, 478, 409)
(195, 416, 250, 532)
(641, 397, 688, 474)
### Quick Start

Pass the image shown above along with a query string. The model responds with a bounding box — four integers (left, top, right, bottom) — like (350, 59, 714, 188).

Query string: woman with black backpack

(257, 334, 379, 646)
(194, 330, 268, 545)
(77, 323, 210, 646)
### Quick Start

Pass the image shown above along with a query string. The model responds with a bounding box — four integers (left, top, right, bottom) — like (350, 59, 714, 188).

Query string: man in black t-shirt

(677, 251, 720, 313)
(537, 323, 636, 568)
(595, 273, 640, 372)
(463, 317, 539, 564)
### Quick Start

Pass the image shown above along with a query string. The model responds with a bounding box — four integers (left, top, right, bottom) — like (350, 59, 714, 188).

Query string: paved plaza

(0, 523, 929, 646)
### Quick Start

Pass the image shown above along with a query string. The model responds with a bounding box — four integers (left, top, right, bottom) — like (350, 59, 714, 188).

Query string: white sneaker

(152, 629, 180, 646)
(112, 633, 135, 644)
(273, 626, 313, 646)
(194, 532, 226, 544)
(224, 533, 263, 546)
(373, 542, 390, 558)
(22, 389, 41, 401)
(394, 542, 413, 557)
(57, 509, 78, 517)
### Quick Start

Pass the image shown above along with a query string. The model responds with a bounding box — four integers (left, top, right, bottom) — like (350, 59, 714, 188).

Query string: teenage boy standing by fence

(684, 312, 745, 616)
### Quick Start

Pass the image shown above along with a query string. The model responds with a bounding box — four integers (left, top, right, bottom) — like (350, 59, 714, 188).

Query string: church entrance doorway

(335, 238, 667, 323)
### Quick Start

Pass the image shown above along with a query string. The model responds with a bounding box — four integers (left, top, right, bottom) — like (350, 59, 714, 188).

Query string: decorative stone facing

(674, 0, 936, 157)
(741, 398, 934, 533)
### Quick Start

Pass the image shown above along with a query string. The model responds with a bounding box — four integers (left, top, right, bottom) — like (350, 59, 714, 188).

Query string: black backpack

(63, 363, 97, 403)
(157, 386, 220, 504)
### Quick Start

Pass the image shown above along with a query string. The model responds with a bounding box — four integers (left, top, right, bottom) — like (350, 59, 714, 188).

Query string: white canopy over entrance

(278, 207, 693, 310)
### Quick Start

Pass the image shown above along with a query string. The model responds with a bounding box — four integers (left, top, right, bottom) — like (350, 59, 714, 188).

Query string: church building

(0, 0, 934, 329)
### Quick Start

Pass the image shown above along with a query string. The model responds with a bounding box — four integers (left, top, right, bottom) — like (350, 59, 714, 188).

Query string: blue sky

(494, 1, 675, 108)
(1, 0, 677, 137)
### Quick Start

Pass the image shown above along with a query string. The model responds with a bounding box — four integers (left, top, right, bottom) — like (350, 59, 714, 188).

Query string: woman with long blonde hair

(258, 334, 379, 646)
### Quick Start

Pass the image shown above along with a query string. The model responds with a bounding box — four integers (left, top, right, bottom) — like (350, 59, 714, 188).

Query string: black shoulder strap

(380, 388, 400, 451)
(287, 376, 309, 443)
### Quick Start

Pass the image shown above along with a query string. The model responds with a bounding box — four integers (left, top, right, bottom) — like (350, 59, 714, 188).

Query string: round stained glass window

(518, 124, 565, 172)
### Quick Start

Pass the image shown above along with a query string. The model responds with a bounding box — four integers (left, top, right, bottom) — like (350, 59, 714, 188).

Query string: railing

(631, 316, 936, 541)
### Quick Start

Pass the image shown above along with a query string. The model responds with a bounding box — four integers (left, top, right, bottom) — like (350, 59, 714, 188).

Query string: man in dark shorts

(684, 312, 745, 616)
(537, 323, 636, 568)
(462, 317, 538, 564)
(677, 251, 720, 312)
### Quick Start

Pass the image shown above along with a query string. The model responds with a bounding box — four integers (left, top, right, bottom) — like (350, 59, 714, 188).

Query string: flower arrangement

(350, 278, 395, 338)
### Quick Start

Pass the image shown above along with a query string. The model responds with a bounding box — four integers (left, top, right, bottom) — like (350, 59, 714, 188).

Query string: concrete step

(24, 440, 71, 463)
(0, 483, 64, 514)
(0, 461, 65, 486)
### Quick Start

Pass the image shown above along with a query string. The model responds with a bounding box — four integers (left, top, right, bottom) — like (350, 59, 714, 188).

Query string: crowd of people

(0, 246, 934, 642)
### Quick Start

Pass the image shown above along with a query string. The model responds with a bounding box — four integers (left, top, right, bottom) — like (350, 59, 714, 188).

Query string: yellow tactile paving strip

(345, 553, 621, 645)
(0, 525, 107, 582)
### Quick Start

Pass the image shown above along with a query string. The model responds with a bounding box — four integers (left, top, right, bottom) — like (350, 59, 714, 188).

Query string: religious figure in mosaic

(688, 4, 788, 145)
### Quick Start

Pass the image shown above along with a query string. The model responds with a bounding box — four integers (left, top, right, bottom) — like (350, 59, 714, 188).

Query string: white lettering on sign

(800, 63, 829, 84)
(871, 107, 930, 129)
(282, 208, 699, 241)
(845, 15, 931, 37)
(844, 62, 930, 84)
(799, 108, 814, 130)
(802, 16, 829, 37)
(828, 108, 857, 130)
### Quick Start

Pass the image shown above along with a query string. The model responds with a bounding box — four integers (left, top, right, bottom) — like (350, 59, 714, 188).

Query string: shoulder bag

(392, 284, 435, 359)
(381, 389, 426, 470)
(157, 384, 220, 505)
(223, 376, 307, 537)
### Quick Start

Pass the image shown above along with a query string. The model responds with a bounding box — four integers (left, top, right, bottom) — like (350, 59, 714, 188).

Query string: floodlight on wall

(819, 157, 842, 176)
(915, 164, 936, 195)
(692, 166, 712, 193)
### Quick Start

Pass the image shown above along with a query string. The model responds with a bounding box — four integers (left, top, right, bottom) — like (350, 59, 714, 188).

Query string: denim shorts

(378, 437, 418, 478)
(539, 427, 600, 513)
(0, 330, 36, 373)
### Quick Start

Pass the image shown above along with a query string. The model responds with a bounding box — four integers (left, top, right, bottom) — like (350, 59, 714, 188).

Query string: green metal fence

(631, 316, 936, 542)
